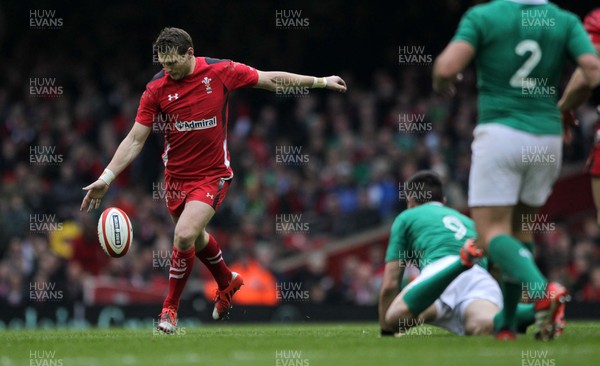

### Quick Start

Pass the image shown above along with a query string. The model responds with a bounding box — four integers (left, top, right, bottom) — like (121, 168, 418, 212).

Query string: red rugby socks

(196, 234, 233, 290)
(163, 246, 196, 311)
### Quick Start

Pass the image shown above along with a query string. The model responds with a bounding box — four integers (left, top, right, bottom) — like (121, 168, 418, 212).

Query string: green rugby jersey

(385, 202, 486, 270)
(452, 0, 595, 135)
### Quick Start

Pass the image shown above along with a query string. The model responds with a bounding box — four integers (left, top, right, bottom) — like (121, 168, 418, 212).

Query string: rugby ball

(97, 207, 133, 258)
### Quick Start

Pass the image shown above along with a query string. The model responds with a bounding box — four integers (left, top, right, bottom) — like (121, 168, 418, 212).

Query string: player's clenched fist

(325, 75, 347, 92)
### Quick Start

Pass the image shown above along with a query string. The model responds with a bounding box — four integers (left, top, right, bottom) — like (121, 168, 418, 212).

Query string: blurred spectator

(349, 263, 378, 306)
(291, 251, 338, 304)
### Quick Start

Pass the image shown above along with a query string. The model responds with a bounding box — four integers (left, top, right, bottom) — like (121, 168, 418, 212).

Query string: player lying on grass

(379, 171, 550, 338)
(80, 27, 347, 334)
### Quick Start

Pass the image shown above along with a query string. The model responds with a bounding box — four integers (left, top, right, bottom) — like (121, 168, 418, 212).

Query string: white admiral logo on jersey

(168, 93, 179, 101)
(175, 116, 217, 131)
(202, 77, 212, 94)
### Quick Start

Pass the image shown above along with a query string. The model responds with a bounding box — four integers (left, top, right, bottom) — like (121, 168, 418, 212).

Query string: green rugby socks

(488, 235, 546, 300)
(491, 237, 543, 332)
(403, 258, 467, 316)
(494, 303, 536, 333)
(494, 280, 520, 332)
(521, 241, 535, 256)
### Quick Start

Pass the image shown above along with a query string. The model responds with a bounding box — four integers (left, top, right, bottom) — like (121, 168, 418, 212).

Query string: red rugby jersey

(135, 57, 258, 179)
(584, 9, 600, 107)
(584, 8, 600, 45)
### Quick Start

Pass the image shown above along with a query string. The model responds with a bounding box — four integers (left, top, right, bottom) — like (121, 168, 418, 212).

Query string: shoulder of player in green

(385, 204, 462, 256)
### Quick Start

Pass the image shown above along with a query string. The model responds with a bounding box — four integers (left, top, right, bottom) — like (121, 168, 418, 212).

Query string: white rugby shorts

(404, 255, 503, 336)
(468, 123, 562, 207)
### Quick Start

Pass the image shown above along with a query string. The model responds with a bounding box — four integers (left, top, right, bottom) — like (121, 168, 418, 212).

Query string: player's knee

(384, 310, 399, 330)
(174, 228, 201, 250)
(384, 313, 402, 332)
(464, 316, 494, 336)
(385, 304, 411, 330)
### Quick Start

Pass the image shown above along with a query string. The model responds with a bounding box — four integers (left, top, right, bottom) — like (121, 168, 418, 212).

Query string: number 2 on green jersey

(509, 40, 541, 88)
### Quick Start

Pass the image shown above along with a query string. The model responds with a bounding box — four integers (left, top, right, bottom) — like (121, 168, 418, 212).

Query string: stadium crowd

(2, 1, 600, 308)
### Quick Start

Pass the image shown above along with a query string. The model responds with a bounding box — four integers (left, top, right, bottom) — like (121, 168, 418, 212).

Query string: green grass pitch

(4, 322, 600, 366)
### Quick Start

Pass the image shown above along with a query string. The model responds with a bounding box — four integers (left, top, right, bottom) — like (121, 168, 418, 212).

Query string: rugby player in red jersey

(559, 9, 600, 227)
(80, 27, 347, 333)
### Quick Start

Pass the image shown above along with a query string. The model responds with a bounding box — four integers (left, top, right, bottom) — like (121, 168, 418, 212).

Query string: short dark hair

(153, 27, 193, 55)
(404, 170, 444, 204)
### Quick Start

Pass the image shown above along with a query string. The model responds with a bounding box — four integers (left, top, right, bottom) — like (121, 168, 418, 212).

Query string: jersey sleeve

(451, 7, 481, 49)
(212, 59, 259, 91)
(566, 13, 597, 60)
(385, 214, 409, 263)
(134, 87, 160, 127)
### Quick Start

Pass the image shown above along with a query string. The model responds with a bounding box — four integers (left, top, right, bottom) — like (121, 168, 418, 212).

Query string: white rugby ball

(97, 207, 133, 258)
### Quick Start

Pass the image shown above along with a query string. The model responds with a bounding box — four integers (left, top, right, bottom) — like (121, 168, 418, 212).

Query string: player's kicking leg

(194, 229, 244, 320)
(157, 200, 242, 333)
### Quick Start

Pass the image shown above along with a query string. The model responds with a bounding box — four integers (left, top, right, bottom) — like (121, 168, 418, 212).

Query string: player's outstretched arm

(433, 41, 474, 97)
(254, 71, 347, 93)
(80, 122, 151, 212)
(378, 261, 404, 336)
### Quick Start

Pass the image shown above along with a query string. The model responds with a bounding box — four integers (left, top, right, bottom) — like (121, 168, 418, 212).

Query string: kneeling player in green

(379, 171, 535, 336)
